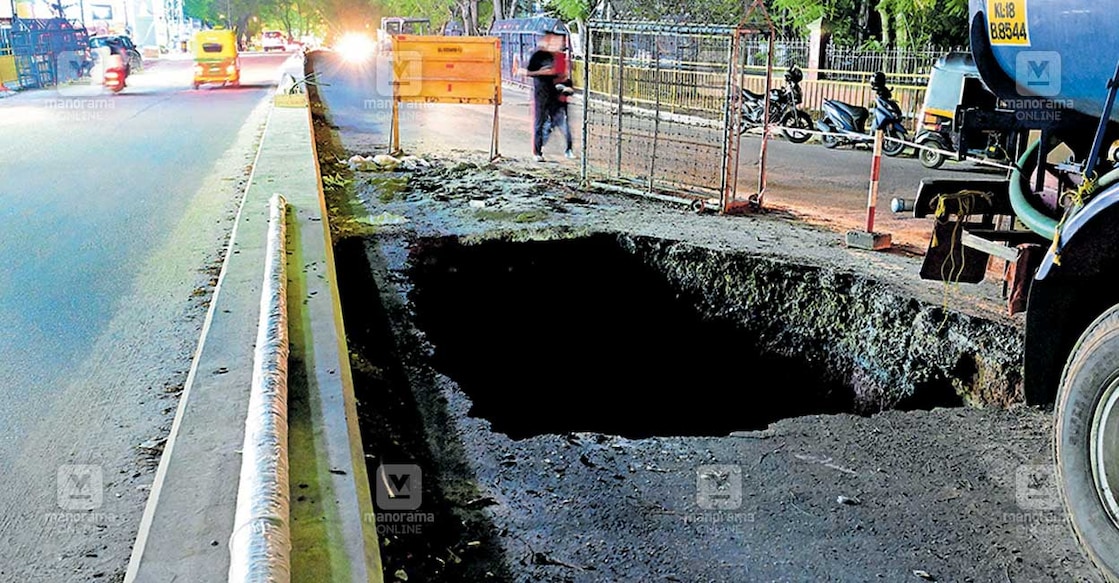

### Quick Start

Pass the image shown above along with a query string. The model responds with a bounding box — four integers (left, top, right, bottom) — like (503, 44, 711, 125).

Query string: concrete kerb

(125, 55, 383, 582)
(124, 99, 278, 583)
(270, 53, 384, 582)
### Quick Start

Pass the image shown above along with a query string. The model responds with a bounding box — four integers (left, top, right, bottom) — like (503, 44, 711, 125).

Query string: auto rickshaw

(192, 29, 240, 89)
(915, 51, 1009, 169)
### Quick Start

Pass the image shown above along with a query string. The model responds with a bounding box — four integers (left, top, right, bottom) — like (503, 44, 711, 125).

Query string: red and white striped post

(866, 129, 883, 231)
(845, 129, 893, 250)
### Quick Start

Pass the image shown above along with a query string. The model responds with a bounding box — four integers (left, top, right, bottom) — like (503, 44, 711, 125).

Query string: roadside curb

(125, 56, 382, 582)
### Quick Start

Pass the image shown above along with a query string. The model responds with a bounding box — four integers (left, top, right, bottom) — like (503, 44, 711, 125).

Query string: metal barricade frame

(579, 1, 776, 214)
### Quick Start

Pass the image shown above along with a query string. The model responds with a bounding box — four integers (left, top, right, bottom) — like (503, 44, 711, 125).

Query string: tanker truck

(913, 1, 1119, 578)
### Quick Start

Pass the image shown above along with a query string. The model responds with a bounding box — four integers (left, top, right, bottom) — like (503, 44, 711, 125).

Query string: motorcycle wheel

(882, 127, 907, 157)
(919, 145, 945, 169)
(820, 121, 839, 149)
(781, 111, 813, 144)
(739, 117, 758, 136)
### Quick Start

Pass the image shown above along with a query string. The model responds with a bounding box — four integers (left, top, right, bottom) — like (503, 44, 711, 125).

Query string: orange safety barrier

(390, 35, 502, 159)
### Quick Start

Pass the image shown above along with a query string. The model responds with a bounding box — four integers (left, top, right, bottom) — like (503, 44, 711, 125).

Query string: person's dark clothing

(527, 49, 558, 102)
(527, 48, 563, 155)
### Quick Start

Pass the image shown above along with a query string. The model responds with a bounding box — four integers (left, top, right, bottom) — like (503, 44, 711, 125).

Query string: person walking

(525, 29, 573, 161)
(552, 47, 576, 159)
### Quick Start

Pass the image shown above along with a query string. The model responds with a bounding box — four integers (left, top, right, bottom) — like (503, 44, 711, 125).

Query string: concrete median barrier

(125, 56, 382, 583)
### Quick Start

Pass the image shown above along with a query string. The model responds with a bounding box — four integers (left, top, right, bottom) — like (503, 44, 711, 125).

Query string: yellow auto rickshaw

(192, 29, 239, 89)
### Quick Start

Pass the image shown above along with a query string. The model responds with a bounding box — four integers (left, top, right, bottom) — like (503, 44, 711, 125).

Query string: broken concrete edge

(123, 103, 279, 583)
(619, 233, 1025, 407)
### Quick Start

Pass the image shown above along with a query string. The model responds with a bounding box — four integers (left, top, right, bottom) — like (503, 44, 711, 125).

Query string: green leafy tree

(767, 0, 967, 48)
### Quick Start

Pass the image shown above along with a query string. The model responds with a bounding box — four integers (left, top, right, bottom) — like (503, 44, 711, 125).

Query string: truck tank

(970, 0, 1119, 122)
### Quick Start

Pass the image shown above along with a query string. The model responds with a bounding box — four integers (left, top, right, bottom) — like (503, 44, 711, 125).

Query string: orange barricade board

(391, 35, 502, 105)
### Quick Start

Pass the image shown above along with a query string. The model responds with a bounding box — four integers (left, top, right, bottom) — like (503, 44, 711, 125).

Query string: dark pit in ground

(332, 230, 970, 580)
(407, 234, 864, 439)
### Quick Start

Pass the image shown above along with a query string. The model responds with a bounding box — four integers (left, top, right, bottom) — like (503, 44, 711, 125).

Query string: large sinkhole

(407, 234, 865, 439)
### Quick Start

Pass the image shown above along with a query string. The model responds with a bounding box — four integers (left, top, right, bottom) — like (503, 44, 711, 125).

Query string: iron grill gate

(580, 20, 761, 211)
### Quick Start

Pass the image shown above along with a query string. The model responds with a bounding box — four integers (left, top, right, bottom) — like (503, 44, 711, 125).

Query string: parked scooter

(816, 72, 907, 156)
(740, 66, 813, 143)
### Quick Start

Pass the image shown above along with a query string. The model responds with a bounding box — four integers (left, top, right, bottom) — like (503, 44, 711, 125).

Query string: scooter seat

(744, 88, 765, 101)
(825, 99, 870, 131)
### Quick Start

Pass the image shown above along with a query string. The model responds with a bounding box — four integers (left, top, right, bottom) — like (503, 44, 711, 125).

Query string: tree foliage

(768, 0, 968, 47)
(184, 0, 969, 49)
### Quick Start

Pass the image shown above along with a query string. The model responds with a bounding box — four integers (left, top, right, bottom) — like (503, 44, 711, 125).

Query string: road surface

(0, 52, 288, 581)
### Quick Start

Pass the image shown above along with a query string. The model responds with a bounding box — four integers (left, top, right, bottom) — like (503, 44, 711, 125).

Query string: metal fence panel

(582, 21, 754, 209)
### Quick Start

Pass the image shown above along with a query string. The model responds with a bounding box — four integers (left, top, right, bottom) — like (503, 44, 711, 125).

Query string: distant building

(4, 0, 177, 51)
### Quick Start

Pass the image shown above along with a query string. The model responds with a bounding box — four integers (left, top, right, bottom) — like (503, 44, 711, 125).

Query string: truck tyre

(1056, 302, 1119, 582)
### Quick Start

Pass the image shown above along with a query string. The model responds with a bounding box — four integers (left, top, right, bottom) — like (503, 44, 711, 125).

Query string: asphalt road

(0, 52, 288, 581)
(312, 49, 1003, 251)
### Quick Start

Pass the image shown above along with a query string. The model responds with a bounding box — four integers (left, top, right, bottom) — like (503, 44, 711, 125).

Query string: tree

(875, 0, 968, 47)
(548, 0, 591, 34)
(767, 0, 967, 48)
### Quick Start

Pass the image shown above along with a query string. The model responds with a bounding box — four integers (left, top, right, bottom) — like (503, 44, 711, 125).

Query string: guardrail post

(845, 129, 892, 250)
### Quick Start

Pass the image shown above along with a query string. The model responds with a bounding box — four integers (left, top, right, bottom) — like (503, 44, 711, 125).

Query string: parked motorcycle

(816, 71, 907, 156)
(740, 66, 813, 144)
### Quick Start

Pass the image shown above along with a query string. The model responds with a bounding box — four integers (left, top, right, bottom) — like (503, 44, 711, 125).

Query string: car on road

(88, 34, 143, 73)
(261, 30, 286, 52)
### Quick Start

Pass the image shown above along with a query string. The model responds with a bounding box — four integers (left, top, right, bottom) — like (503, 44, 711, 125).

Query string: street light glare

(336, 32, 376, 63)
